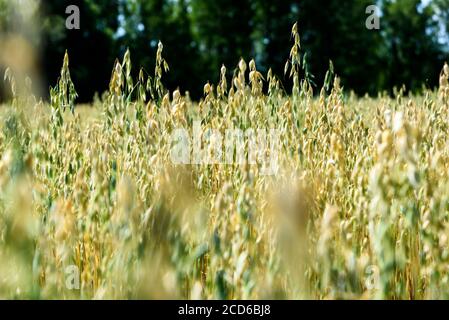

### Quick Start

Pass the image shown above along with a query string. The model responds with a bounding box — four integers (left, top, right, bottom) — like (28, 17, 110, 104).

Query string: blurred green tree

(252, 0, 296, 76)
(1, 0, 446, 101)
(293, 0, 386, 94)
(433, 0, 449, 49)
(190, 0, 255, 83)
(122, 0, 203, 97)
(41, 1, 119, 101)
(382, 0, 444, 92)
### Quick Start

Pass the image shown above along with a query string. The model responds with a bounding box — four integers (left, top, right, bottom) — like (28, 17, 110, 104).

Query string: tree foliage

(2, 0, 448, 101)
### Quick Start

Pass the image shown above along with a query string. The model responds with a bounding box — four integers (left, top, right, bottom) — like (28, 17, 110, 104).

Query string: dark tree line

(5, 0, 449, 101)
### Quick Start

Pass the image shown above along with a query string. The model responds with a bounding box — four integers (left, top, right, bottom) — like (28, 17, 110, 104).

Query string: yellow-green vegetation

(1, 24, 449, 300)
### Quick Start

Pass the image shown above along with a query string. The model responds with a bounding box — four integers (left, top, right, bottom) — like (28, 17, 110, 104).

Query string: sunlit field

(1, 23, 449, 300)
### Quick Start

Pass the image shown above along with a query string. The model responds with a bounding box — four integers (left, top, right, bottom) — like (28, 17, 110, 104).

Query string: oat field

(1, 25, 449, 300)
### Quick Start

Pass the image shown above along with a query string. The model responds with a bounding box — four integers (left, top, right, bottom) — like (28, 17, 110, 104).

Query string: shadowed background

(1, 0, 449, 101)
